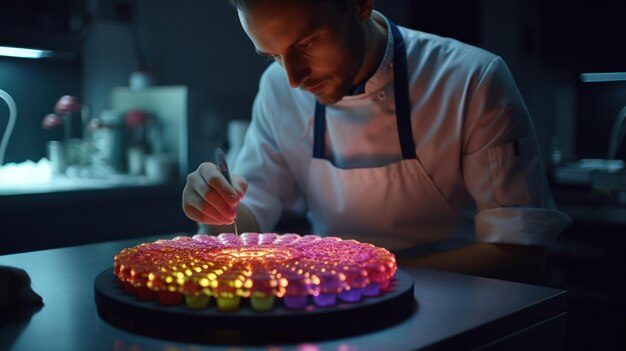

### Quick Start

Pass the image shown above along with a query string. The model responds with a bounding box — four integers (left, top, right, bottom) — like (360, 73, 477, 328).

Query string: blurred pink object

(54, 95, 81, 114)
(42, 113, 64, 129)
(125, 110, 148, 128)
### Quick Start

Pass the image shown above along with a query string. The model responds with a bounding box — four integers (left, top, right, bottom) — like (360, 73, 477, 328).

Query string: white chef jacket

(233, 11, 571, 251)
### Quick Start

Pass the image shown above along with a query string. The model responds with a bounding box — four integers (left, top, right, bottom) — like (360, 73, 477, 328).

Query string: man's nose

(282, 53, 310, 88)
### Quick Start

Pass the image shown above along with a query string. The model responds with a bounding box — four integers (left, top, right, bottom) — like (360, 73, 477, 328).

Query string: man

(183, 0, 571, 283)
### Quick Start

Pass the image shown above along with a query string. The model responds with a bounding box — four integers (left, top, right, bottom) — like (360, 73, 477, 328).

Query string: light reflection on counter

(0, 158, 164, 195)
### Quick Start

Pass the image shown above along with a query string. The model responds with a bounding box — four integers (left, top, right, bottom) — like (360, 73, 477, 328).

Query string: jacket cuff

(475, 207, 572, 247)
(240, 183, 283, 233)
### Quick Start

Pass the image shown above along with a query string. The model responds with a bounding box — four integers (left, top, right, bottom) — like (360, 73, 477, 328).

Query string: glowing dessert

(114, 233, 397, 311)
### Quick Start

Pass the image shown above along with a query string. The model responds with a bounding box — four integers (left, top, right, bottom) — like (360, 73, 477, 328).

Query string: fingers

(200, 165, 240, 206)
(183, 190, 235, 225)
(182, 162, 247, 225)
(183, 201, 233, 225)
(231, 174, 248, 198)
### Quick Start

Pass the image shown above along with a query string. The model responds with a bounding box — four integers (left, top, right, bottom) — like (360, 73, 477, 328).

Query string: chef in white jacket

(183, 0, 571, 283)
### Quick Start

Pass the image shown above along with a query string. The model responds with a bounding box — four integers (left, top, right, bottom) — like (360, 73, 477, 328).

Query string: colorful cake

(114, 233, 397, 311)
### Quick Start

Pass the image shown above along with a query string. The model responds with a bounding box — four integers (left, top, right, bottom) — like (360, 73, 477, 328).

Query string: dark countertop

(0, 235, 567, 351)
(551, 184, 626, 225)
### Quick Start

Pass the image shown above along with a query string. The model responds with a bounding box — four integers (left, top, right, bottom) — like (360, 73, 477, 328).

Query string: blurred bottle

(125, 110, 150, 176)
(47, 140, 67, 176)
(550, 136, 563, 166)
(89, 110, 124, 173)
(129, 71, 155, 91)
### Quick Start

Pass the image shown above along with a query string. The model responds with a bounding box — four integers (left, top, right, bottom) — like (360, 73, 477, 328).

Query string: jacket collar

(341, 11, 395, 101)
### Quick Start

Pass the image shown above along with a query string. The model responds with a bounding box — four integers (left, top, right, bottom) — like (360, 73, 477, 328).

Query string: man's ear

(355, 0, 375, 20)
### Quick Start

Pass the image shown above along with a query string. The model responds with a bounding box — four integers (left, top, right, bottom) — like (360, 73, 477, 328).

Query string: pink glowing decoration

(114, 233, 397, 311)
(54, 95, 81, 114)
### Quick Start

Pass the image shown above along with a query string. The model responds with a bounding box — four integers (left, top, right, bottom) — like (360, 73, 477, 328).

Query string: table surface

(0, 235, 566, 351)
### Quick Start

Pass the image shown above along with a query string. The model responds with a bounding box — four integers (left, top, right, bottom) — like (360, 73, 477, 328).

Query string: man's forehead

(237, 0, 318, 28)
(237, 1, 324, 53)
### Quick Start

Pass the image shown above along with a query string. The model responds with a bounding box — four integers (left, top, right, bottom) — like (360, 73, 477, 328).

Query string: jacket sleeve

(234, 69, 303, 232)
(461, 57, 571, 247)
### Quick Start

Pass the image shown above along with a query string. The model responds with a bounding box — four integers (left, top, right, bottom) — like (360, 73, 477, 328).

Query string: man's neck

(351, 15, 388, 89)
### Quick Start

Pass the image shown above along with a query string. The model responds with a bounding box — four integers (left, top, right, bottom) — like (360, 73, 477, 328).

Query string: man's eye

(298, 41, 313, 50)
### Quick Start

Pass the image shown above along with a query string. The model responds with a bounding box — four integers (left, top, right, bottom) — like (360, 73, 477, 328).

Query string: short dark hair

(228, 0, 344, 11)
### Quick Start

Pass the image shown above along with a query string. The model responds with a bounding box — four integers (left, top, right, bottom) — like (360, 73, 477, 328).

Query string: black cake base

(94, 268, 416, 345)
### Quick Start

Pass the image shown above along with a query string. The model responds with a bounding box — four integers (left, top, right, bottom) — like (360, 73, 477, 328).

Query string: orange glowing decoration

(114, 233, 397, 311)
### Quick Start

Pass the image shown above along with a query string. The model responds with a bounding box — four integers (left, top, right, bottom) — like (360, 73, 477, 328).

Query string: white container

(127, 146, 146, 176)
(47, 140, 67, 176)
(145, 153, 174, 182)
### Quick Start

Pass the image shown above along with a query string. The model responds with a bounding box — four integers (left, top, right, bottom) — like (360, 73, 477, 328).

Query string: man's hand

(182, 162, 247, 225)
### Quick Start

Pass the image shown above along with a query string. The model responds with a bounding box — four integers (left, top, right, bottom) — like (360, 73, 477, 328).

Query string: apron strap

(313, 19, 416, 160)
(389, 20, 417, 159)
(313, 102, 326, 159)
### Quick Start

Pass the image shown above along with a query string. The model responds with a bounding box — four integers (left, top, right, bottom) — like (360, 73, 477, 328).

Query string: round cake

(114, 232, 397, 311)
